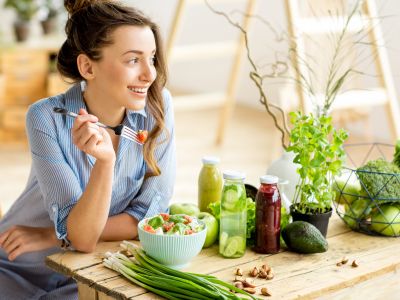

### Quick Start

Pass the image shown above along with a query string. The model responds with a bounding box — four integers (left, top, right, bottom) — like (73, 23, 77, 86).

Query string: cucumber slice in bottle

(223, 236, 239, 257)
(223, 236, 246, 257)
(224, 189, 238, 203)
(219, 231, 229, 248)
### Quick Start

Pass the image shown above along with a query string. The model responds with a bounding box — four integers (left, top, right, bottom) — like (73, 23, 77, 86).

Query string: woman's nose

(139, 63, 156, 83)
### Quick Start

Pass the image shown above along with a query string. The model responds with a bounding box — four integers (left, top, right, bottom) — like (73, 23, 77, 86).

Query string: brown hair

(58, 0, 168, 176)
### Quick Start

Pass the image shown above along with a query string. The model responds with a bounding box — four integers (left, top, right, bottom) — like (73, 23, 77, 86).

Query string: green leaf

(310, 151, 325, 167)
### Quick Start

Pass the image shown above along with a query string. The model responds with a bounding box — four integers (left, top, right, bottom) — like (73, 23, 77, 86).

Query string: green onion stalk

(102, 241, 261, 300)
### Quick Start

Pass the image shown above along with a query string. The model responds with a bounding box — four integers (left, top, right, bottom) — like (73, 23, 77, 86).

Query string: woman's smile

(128, 86, 149, 98)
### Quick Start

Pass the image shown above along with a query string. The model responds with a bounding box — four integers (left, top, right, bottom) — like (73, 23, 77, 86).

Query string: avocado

(282, 221, 328, 253)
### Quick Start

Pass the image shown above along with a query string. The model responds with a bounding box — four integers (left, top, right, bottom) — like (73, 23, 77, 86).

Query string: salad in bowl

(138, 213, 207, 269)
(141, 213, 205, 236)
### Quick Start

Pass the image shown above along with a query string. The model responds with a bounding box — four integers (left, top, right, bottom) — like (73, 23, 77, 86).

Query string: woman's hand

(0, 226, 60, 261)
(72, 108, 115, 163)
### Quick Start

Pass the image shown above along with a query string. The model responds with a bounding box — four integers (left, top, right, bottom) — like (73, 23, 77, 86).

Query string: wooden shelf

(0, 36, 69, 143)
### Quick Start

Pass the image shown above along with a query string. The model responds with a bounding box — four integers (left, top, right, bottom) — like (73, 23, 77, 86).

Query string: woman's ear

(77, 54, 95, 80)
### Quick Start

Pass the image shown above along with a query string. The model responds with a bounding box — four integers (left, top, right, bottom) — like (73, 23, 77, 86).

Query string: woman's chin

(127, 100, 146, 111)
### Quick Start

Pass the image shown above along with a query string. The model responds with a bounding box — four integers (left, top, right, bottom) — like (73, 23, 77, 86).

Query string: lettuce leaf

(147, 215, 164, 229)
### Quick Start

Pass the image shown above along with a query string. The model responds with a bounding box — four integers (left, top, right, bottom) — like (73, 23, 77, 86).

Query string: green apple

(334, 171, 361, 206)
(343, 198, 371, 229)
(169, 203, 200, 217)
(371, 205, 400, 236)
(198, 212, 219, 248)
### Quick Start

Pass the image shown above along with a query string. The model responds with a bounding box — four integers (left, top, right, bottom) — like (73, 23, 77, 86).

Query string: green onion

(101, 241, 261, 300)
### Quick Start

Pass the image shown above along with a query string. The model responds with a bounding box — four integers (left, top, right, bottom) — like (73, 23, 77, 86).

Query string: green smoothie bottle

(219, 170, 247, 258)
(198, 156, 223, 213)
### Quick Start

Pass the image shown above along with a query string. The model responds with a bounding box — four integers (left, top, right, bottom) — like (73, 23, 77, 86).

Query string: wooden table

(46, 215, 400, 299)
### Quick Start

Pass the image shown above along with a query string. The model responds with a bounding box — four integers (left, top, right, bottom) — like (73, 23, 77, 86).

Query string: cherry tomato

(184, 229, 194, 235)
(160, 213, 170, 221)
(143, 225, 156, 233)
(137, 130, 148, 143)
(183, 215, 192, 224)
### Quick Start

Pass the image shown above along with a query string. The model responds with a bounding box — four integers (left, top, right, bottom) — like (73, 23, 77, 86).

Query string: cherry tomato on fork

(137, 130, 148, 143)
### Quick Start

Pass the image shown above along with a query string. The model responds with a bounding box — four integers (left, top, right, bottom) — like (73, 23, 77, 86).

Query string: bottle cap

(202, 156, 220, 165)
(260, 175, 279, 184)
(223, 170, 246, 180)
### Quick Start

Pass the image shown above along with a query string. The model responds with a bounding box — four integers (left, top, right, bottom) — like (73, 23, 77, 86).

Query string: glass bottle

(198, 156, 223, 213)
(219, 170, 247, 258)
(254, 175, 281, 254)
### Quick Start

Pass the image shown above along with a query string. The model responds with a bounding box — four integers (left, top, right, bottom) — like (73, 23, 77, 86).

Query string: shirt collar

(62, 83, 87, 129)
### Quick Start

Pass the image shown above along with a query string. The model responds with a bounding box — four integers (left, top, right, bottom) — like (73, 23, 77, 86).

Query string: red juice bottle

(254, 175, 281, 254)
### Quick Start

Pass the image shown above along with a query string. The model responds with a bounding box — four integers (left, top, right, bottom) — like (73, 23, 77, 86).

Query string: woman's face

(91, 25, 157, 111)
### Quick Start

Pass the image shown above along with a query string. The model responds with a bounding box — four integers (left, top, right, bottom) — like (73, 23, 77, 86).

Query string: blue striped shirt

(0, 82, 176, 252)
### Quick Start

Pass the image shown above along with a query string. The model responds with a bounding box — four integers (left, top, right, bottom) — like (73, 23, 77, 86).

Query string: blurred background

(0, 0, 399, 215)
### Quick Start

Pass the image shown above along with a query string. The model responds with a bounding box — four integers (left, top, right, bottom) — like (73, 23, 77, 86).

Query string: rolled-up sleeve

(26, 103, 82, 242)
(124, 90, 176, 221)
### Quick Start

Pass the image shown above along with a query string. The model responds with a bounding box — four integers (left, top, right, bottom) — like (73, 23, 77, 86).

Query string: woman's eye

(150, 56, 156, 65)
(128, 58, 139, 64)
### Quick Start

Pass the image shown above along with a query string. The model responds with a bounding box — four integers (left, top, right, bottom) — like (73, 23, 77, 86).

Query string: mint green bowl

(138, 217, 207, 269)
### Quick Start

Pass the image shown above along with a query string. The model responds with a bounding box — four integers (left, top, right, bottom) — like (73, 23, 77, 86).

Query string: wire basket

(333, 143, 400, 237)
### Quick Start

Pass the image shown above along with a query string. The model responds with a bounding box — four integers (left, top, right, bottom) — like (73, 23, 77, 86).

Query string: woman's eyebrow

(122, 49, 157, 55)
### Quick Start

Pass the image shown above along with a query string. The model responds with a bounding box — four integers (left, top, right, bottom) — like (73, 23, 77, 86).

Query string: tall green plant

(205, 0, 369, 149)
(287, 112, 348, 214)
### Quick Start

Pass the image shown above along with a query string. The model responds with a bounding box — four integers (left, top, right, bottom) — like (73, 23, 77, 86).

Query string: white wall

(1, 0, 399, 139)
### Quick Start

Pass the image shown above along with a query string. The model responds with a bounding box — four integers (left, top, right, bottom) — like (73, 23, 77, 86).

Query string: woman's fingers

(85, 133, 103, 150)
(1, 226, 23, 251)
(0, 229, 10, 247)
(8, 246, 23, 261)
(0, 226, 20, 250)
(70, 109, 115, 161)
(72, 108, 98, 133)
(3, 237, 21, 260)
(74, 124, 102, 150)
(0, 226, 59, 260)
(71, 108, 103, 152)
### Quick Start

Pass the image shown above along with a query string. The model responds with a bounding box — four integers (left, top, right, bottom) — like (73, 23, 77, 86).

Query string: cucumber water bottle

(219, 171, 247, 258)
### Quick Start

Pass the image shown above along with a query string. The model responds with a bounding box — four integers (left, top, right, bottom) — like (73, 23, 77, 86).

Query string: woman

(0, 1, 175, 298)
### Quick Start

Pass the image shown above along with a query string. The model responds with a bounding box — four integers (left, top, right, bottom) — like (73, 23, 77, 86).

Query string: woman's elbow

(68, 235, 98, 253)
(72, 240, 97, 253)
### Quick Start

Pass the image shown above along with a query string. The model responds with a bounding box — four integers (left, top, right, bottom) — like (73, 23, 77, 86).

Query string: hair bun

(64, 0, 99, 15)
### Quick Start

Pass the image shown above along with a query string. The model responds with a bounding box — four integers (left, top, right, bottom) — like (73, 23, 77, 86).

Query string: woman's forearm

(66, 159, 115, 252)
(100, 213, 138, 241)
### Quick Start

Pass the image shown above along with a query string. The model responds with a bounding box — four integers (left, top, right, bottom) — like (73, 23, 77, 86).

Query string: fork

(53, 107, 143, 145)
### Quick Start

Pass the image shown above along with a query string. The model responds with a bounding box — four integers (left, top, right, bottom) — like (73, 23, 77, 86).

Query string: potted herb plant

(40, 0, 62, 35)
(4, 0, 38, 42)
(287, 112, 348, 237)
